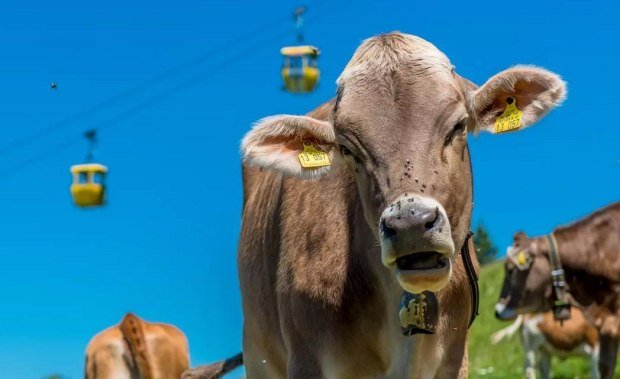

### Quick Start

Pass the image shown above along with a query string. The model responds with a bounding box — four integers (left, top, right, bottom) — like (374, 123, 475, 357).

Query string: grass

(467, 261, 619, 379)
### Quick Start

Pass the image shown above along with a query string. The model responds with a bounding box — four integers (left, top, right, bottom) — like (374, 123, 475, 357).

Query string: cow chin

(396, 259, 452, 293)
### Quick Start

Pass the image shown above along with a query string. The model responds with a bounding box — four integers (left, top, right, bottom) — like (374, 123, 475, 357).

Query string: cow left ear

(471, 66, 567, 134)
(241, 115, 338, 179)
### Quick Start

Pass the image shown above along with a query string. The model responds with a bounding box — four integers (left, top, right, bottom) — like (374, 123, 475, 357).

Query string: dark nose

(381, 202, 440, 239)
(494, 310, 501, 319)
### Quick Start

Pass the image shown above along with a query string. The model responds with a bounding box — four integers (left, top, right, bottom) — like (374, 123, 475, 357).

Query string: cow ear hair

(471, 66, 566, 134)
(241, 115, 338, 179)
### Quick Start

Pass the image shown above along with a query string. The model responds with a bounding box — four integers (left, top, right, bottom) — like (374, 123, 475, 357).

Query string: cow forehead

(334, 33, 464, 130)
(333, 72, 464, 141)
(338, 32, 453, 81)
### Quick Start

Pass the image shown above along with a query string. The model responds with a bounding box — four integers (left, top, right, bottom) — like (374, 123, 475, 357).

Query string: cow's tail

(490, 314, 524, 345)
(181, 353, 243, 379)
(119, 313, 153, 379)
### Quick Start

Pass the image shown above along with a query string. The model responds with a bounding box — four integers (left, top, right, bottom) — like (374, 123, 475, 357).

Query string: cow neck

(544, 234, 572, 321)
(535, 233, 618, 315)
(398, 232, 479, 335)
(548, 228, 615, 282)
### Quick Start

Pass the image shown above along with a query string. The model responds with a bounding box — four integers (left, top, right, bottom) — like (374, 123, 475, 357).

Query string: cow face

(495, 233, 553, 320)
(242, 33, 566, 294)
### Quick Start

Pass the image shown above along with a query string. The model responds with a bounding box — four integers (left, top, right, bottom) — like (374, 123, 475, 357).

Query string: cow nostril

(380, 219, 397, 239)
(424, 207, 439, 230)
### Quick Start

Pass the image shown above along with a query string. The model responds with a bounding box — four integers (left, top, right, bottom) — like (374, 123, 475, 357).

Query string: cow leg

(242, 324, 287, 379)
(590, 342, 601, 379)
(521, 328, 537, 379)
(524, 349, 537, 379)
(598, 334, 619, 379)
(537, 349, 551, 379)
(287, 348, 322, 379)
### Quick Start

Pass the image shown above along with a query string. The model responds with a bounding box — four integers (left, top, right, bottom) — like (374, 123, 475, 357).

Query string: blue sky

(0, 0, 618, 377)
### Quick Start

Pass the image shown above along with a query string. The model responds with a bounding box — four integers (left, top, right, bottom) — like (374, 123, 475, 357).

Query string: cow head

(495, 232, 554, 320)
(242, 33, 566, 294)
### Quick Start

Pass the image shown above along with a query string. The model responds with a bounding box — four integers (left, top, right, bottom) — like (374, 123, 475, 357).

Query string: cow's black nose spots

(380, 219, 397, 239)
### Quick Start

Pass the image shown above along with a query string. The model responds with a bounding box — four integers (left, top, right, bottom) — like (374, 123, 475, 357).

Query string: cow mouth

(395, 251, 452, 293)
(396, 252, 448, 271)
(494, 301, 518, 321)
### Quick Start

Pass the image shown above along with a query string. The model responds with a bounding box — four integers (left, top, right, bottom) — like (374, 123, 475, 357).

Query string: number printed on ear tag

(494, 97, 523, 133)
(298, 142, 331, 168)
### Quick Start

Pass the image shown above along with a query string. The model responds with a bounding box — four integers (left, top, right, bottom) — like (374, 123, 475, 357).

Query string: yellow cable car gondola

(70, 130, 108, 208)
(70, 163, 107, 207)
(281, 6, 320, 94)
(281, 45, 320, 93)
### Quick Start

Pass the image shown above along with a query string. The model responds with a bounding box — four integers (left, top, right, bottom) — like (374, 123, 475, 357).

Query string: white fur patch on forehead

(337, 32, 452, 86)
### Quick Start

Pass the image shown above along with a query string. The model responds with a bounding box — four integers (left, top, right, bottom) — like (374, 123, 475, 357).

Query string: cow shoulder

(277, 166, 359, 305)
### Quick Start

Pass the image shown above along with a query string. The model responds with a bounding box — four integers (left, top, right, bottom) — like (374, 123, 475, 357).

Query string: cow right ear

(241, 115, 338, 179)
(472, 66, 566, 134)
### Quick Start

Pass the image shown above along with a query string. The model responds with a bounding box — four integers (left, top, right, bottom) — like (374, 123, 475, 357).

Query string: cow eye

(340, 145, 352, 156)
(444, 120, 467, 145)
(340, 144, 362, 164)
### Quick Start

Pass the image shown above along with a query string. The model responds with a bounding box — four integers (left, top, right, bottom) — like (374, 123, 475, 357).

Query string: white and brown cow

(85, 313, 190, 379)
(492, 310, 600, 379)
(495, 202, 620, 379)
(197, 32, 566, 378)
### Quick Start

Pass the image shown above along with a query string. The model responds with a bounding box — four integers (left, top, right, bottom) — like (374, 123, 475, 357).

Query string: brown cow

(491, 310, 600, 379)
(193, 32, 565, 378)
(85, 313, 189, 379)
(495, 202, 620, 378)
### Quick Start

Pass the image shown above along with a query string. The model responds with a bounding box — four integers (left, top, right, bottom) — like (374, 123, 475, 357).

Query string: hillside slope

(468, 261, 616, 378)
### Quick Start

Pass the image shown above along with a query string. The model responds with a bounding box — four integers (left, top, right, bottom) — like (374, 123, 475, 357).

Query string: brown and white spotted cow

(85, 313, 189, 379)
(492, 310, 600, 379)
(496, 202, 620, 379)
(196, 32, 566, 379)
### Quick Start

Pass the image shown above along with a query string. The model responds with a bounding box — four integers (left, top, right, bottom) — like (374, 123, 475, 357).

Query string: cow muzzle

(379, 195, 455, 294)
(494, 300, 518, 320)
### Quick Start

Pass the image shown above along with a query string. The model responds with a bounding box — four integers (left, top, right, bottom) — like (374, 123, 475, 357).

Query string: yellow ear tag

(517, 251, 527, 266)
(494, 97, 523, 133)
(298, 142, 331, 168)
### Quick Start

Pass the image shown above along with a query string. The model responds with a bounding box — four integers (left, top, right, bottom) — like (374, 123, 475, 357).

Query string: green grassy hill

(468, 261, 617, 379)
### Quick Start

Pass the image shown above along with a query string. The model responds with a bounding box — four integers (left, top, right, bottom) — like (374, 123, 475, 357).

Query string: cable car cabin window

(289, 56, 304, 76)
(93, 172, 105, 185)
(308, 57, 317, 68)
(289, 56, 303, 69)
(78, 171, 89, 184)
